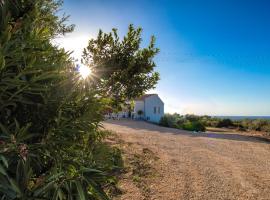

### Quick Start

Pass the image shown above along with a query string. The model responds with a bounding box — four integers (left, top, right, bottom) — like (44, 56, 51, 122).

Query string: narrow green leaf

(0, 164, 7, 176)
(0, 55, 5, 70)
(0, 155, 8, 168)
(8, 179, 22, 196)
(75, 181, 86, 200)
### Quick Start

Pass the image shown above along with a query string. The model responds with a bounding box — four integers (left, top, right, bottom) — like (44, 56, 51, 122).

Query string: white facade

(133, 94, 164, 123)
(134, 101, 144, 115)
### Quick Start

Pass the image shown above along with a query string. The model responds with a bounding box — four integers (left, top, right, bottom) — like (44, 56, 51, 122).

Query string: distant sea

(213, 116, 270, 121)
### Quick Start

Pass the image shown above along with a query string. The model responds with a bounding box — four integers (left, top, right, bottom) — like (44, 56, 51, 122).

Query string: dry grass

(105, 133, 160, 200)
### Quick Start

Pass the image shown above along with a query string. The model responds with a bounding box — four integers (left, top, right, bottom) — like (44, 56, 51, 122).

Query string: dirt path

(103, 119, 270, 200)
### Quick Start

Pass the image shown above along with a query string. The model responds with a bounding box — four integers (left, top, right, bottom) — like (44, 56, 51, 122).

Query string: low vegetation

(160, 114, 270, 135)
(160, 114, 206, 132)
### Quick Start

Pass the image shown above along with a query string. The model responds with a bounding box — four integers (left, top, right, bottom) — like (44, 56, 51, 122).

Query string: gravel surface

(103, 119, 270, 200)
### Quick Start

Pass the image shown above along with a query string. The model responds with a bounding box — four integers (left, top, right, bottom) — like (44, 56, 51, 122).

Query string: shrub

(176, 117, 186, 127)
(159, 114, 206, 132)
(1, 1, 161, 199)
(0, 1, 112, 199)
(185, 114, 201, 122)
(182, 121, 206, 132)
(250, 119, 268, 131)
(261, 123, 270, 133)
(159, 113, 181, 128)
(216, 118, 234, 128)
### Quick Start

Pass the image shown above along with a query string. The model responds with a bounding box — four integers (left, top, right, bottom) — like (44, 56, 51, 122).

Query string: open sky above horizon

(56, 0, 270, 116)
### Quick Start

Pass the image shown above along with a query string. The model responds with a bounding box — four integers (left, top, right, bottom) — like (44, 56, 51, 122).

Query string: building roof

(134, 94, 158, 101)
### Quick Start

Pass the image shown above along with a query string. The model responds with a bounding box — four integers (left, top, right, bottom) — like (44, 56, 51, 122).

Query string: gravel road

(103, 119, 270, 200)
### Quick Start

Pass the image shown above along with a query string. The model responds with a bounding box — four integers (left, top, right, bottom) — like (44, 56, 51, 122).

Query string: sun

(78, 64, 92, 79)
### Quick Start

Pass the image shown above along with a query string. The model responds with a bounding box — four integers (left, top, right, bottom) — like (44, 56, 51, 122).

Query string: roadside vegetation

(0, 0, 159, 199)
(160, 114, 270, 135)
(160, 114, 206, 132)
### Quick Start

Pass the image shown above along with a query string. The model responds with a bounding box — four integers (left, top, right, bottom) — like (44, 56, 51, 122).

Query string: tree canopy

(82, 25, 160, 103)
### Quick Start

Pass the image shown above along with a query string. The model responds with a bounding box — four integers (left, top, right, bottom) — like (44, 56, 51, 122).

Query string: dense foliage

(235, 119, 270, 133)
(159, 114, 206, 132)
(0, 0, 159, 199)
(200, 116, 270, 134)
(82, 25, 160, 106)
(159, 113, 180, 128)
(0, 0, 112, 199)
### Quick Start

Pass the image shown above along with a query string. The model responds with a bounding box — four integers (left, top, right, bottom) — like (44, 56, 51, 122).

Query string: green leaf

(0, 164, 7, 176)
(0, 155, 8, 168)
(0, 123, 10, 136)
(0, 55, 5, 70)
(8, 178, 22, 197)
(34, 181, 56, 196)
(75, 181, 86, 200)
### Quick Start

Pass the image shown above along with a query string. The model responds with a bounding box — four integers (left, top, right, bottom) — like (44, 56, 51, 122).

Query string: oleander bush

(0, 0, 112, 199)
(0, 0, 159, 199)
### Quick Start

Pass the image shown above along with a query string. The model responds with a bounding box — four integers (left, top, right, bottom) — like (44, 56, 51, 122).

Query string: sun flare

(78, 64, 92, 79)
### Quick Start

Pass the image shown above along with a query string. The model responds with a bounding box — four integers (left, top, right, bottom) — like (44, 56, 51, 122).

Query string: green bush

(185, 114, 201, 122)
(1, 1, 160, 199)
(159, 113, 181, 128)
(0, 1, 112, 199)
(182, 121, 206, 132)
(261, 124, 270, 133)
(159, 114, 206, 132)
(250, 119, 268, 131)
(216, 118, 234, 128)
(238, 119, 270, 132)
(160, 114, 270, 134)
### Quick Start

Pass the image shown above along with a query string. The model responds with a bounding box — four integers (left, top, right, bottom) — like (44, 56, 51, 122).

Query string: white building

(133, 94, 164, 123)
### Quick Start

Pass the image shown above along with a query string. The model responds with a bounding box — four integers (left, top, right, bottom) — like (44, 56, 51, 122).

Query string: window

(154, 106, 156, 114)
(158, 107, 160, 114)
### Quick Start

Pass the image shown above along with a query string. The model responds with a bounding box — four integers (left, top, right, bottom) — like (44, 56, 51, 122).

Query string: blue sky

(57, 0, 270, 115)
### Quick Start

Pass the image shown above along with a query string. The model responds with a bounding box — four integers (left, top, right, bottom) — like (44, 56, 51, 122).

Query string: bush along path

(0, 0, 160, 199)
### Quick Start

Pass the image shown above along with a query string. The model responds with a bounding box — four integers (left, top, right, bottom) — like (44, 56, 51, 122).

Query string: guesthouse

(133, 94, 164, 123)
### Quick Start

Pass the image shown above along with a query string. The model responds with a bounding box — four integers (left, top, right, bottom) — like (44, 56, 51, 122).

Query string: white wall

(134, 101, 144, 119)
(144, 95, 164, 123)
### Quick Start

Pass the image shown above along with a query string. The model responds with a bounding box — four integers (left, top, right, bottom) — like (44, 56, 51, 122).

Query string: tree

(82, 24, 160, 105)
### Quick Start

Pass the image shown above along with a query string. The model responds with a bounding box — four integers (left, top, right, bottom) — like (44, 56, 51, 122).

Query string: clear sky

(56, 0, 270, 116)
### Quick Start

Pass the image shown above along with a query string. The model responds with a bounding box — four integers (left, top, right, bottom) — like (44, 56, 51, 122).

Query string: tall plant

(0, 1, 160, 199)
(0, 0, 108, 199)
